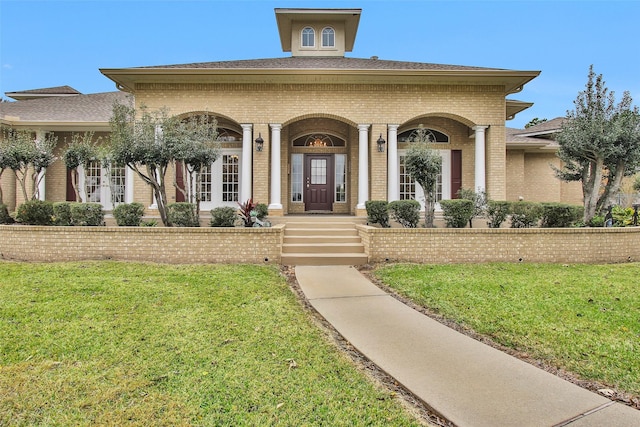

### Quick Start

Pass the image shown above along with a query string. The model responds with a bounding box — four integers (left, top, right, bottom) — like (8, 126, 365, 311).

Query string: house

(0, 8, 581, 216)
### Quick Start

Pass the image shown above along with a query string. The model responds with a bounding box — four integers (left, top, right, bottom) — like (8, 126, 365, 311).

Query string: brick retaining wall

(356, 225, 640, 264)
(0, 225, 285, 264)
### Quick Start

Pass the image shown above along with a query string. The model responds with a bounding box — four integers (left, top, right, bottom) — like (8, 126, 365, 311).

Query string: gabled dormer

(275, 8, 362, 57)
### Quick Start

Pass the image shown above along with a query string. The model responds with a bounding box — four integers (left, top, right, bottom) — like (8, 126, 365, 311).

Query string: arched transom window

(322, 27, 335, 47)
(301, 27, 315, 47)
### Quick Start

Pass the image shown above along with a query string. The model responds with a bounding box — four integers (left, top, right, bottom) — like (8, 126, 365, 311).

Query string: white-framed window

(78, 161, 130, 210)
(198, 149, 242, 210)
(291, 154, 303, 202)
(322, 27, 335, 47)
(301, 27, 315, 47)
(398, 150, 451, 210)
(335, 154, 346, 202)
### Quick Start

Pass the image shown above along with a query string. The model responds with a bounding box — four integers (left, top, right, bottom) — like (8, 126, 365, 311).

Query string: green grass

(0, 262, 422, 426)
(374, 263, 640, 397)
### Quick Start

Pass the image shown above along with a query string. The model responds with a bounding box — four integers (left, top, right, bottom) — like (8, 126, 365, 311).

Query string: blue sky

(1, 0, 638, 128)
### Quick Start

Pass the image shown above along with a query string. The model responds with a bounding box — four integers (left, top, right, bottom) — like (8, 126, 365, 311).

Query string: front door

(304, 154, 333, 211)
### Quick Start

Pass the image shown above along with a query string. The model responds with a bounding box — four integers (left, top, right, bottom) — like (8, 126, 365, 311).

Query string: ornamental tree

(555, 66, 640, 223)
(0, 125, 57, 202)
(404, 126, 442, 227)
(62, 131, 101, 202)
(109, 102, 220, 226)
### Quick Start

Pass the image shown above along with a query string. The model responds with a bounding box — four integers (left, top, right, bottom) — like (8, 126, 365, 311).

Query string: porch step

(281, 218, 368, 266)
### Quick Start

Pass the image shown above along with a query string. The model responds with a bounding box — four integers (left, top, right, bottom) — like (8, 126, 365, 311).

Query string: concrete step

(284, 235, 362, 244)
(281, 253, 369, 266)
(284, 228, 359, 237)
(282, 243, 365, 254)
(284, 221, 362, 229)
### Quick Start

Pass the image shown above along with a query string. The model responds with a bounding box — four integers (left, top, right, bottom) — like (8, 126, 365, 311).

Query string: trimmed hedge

(210, 206, 237, 227)
(15, 200, 54, 225)
(388, 200, 420, 228)
(510, 201, 543, 228)
(365, 200, 390, 228)
(113, 202, 145, 226)
(486, 201, 510, 228)
(53, 202, 73, 226)
(540, 203, 583, 228)
(167, 202, 199, 227)
(70, 203, 104, 226)
(439, 199, 474, 228)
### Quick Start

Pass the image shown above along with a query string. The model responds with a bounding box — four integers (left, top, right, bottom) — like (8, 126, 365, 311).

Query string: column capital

(472, 125, 489, 132)
(270, 123, 282, 131)
(240, 123, 253, 131)
(358, 124, 370, 132)
(387, 124, 400, 131)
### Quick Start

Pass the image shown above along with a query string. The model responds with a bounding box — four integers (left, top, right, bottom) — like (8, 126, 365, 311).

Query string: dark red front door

(304, 154, 333, 211)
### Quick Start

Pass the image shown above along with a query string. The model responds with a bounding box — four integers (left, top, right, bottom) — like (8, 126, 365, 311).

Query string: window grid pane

(311, 159, 326, 185)
(222, 154, 239, 202)
(399, 156, 415, 200)
(200, 165, 212, 202)
(110, 164, 126, 203)
(335, 154, 346, 202)
(291, 154, 303, 202)
(302, 27, 315, 47)
(86, 161, 101, 203)
(322, 28, 335, 47)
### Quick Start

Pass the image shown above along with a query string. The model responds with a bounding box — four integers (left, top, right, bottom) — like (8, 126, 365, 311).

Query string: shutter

(451, 150, 462, 198)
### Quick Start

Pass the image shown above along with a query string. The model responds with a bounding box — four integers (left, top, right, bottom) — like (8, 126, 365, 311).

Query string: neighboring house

(0, 8, 581, 215)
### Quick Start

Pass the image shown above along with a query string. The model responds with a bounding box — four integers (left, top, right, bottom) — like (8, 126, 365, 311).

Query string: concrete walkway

(295, 265, 640, 427)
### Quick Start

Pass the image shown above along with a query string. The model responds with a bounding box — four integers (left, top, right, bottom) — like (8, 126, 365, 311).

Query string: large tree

(0, 125, 57, 202)
(109, 102, 220, 226)
(555, 66, 640, 223)
(404, 126, 442, 228)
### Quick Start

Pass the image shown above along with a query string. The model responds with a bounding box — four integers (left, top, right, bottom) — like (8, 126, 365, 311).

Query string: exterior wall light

(377, 134, 386, 152)
(255, 133, 264, 152)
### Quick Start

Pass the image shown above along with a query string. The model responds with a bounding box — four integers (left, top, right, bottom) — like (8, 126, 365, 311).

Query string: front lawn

(373, 262, 640, 401)
(0, 262, 422, 426)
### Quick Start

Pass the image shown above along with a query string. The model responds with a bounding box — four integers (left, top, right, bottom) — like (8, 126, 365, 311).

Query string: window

(301, 27, 315, 47)
(399, 156, 416, 201)
(109, 164, 126, 204)
(78, 161, 129, 209)
(222, 154, 239, 202)
(291, 154, 303, 202)
(199, 165, 212, 202)
(322, 27, 335, 47)
(335, 154, 346, 203)
(85, 161, 102, 203)
(399, 150, 452, 207)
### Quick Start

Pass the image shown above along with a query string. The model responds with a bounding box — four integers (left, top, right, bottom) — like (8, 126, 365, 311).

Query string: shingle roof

(0, 91, 129, 123)
(7, 85, 82, 96)
(138, 56, 508, 71)
(513, 117, 565, 136)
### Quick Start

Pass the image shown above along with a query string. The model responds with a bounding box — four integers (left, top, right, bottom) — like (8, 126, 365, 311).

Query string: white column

(269, 124, 282, 210)
(387, 124, 399, 202)
(357, 124, 370, 210)
(35, 130, 46, 201)
(473, 125, 488, 194)
(240, 124, 253, 202)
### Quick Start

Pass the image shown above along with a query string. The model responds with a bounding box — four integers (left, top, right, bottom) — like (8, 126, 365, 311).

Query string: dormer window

(322, 27, 335, 48)
(301, 27, 315, 47)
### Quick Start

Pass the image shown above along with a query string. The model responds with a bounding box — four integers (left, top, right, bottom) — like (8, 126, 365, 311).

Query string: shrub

(612, 206, 634, 227)
(486, 201, 510, 228)
(510, 201, 543, 228)
(254, 203, 269, 221)
(238, 199, 256, 227)
(53, 202, 73, 226)
(540, 203, 583, 228)
(70, 203, 104, 226)
(0, 203, 14, 224)
(456, 188, 487, 227)
(113, 202, 145, 226)
(167, 202, 199, 227)
(388, 200, 420, 228)
(140, 219, 158, 227)
(15, 200, 54, 225)
(588, 215, 605, 227)
(210, 206, 237, 227)
(365, 200, 390, 228)
(439, 199, 474, 228)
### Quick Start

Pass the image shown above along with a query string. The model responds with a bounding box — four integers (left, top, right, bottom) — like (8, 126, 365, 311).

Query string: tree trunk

(582, 158, 604, 223)
(598, 159, 626, 212)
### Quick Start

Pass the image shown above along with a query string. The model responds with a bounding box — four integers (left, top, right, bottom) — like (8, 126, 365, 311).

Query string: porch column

(473, 125, 489, 194)
(35, 130, 46, 201)
(240, 124, 253, 202)
(269, 124, 282, 210)
(387, 124, 399, 202)
(357, 124, 370, 210)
